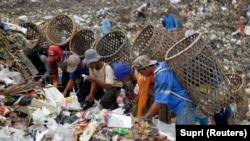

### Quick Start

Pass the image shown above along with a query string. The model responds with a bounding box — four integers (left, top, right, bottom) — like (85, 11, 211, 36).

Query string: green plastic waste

(113, 128, 129, 135)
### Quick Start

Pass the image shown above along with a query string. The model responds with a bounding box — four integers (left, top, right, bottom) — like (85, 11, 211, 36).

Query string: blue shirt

(164, 14, 179, 30)
(102, 18, 110, 35)
(213, 105, 232, 125)
(69, 63, 89, 79)
(154, 62, 191, 114)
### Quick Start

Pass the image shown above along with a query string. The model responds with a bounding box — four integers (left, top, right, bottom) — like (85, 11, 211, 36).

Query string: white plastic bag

(244, 25, 250, 35)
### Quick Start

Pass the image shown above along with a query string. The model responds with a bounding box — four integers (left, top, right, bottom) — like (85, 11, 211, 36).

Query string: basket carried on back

(165, 33, 234, 115)
(226, 73, 245, 102)
(46, 14, 80, 47)
(167, 28, 185, 42)
(19, 22, 46, 48)
(69, 29, 99, 57)
(225, 73, 248, 123)
(131, 25, 175, 61)
(95, 30, 131, 65)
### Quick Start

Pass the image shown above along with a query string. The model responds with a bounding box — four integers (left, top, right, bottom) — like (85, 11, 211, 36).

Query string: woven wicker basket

(19, 22, 45, 48)
(69, 29, 99, 57)
(131, 25, 175, 61)
(46, 14, 80, 47)
(95, 30, 132, 65)
(165, 33, 234, 115)
(166, 28, 185, 42)
(225, 73, 248, 123)
(226, 73, 245, 102)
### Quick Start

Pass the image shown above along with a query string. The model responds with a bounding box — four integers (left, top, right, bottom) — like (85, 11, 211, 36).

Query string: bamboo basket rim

(69, 29, 96, 49)
(98, 30, 128, 58)
(165, 32, 204, 61)
(131, 24, 164, 59)
(45, 14, 77, 46)
(225, 73, 245, 93)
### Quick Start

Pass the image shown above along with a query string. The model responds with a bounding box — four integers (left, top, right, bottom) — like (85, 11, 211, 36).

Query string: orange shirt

(136, 73, 155, 117)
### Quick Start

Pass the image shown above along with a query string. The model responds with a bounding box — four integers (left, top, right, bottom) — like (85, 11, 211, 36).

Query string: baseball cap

(83, 49, 101, 65)
(47, 45, 64, 62)
(66, 54, 81, 72)
(133, 55, 157, 70)
(113, 62, 131, 80)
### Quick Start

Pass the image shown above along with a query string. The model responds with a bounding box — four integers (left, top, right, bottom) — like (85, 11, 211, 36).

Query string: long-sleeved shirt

(136, 73, 155, 117)
(39, 54, 51, 80)
(102, 18, 111, 35)
(164, 13, 179, 30)
(49, 51, 72, 86)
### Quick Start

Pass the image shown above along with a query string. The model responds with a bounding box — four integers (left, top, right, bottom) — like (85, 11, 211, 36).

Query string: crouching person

(83, 49, 123, 110)
(133, 55, 196, 125)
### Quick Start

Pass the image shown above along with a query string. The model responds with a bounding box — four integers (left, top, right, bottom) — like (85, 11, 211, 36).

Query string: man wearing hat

(47, 45, 72, 94)
(83, 49, 123, 110)
(101, 10, 111, 36)
(62, 55, 90, 102)
(113, 62, 155, 117)
(132, 55, 195, 125)
(163, 8, 179, 31)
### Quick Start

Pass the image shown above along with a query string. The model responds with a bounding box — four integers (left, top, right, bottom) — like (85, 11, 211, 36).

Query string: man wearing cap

(47, 45, 72, 94)
(101, 10, 111, 36)
(113, 62, 155, 117)
(63, 54, 104, 106)
(83, 49, 123, 109)
(163, 9, 179, 31)
(132, 55, 195, 125)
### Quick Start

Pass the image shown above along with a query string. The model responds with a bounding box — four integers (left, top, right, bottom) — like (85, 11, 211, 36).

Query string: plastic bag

(245, 25, 250, 35)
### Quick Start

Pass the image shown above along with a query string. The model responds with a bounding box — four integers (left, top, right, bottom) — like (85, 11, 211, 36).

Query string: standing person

(83, 49, 123, 110)
(113, 62, 154, 117)
(184, 22, 195, 37)
(238, 16, 247, 37)
(136, 2, 151, 21)
(47, 45, 72, 95)
(26, 47, 52, 85)
(101, 10, 111, 36)
(210, 105, 233, 125)
(132, 55, 195, 125)
(63, 55, 91, 104)
(163, 9, 179, 31)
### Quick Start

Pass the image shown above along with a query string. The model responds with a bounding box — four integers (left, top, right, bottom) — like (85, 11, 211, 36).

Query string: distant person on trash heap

(47, 45, 72, 95)
(64, 54, 101, 106)
(238, 16, 247, 37)
(136, 2, 151, 21)
(113, 62, 154, 116)
(83, 49, 123, 110)
(26, 47, 52, 86)
(101, 10, 111, 36)
(163, 8, 179, 31)
(132, 55, 195, 125)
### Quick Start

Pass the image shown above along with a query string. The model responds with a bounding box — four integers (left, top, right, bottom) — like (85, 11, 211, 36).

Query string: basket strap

(169, 90, 193, 103)
(155, 66, 193, 103)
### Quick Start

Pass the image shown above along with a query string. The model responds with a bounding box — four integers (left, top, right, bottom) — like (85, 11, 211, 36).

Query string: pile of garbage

(0, 0, 250, 140)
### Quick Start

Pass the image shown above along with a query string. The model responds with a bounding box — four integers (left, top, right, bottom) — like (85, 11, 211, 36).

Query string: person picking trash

(132, 55, 195, 125)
